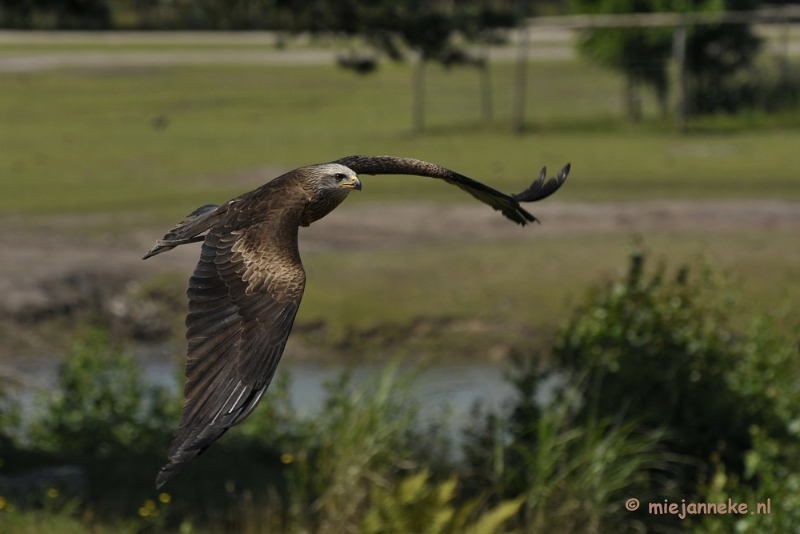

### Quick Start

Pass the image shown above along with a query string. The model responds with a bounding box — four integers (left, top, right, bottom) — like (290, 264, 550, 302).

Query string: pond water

(4, 353, 525, 443)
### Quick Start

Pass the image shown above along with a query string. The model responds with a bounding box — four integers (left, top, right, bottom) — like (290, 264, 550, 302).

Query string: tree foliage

(0, 0, 110, 28)
(572, 0, 676, 117)
(572, 0, 765, 117)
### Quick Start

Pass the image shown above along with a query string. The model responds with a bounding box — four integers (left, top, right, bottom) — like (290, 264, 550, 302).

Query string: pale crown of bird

(309, 163, 361, 192)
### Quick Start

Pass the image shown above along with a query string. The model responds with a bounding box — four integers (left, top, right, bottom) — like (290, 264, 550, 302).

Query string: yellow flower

(145, 499, 156, 510)
(159, 492, 171, 504)
(280, 453, 294, 464)
(138, 507, 150, 517)
(47, 488, 59, 498)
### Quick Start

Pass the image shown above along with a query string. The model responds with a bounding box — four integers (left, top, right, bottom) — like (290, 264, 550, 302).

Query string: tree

(284, 0, 521, 131)
(572, 0, 676, 120)
(1, 0, 110, 28)
(572, 0, 762, 120)
(684, 4, 762, 114)
(0, 0, 39, 27)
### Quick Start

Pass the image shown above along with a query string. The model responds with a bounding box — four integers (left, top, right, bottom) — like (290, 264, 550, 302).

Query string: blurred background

(1, 0, 800, 532)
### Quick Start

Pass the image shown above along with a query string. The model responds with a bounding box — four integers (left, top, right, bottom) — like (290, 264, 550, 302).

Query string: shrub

(548, 250, 800, 492)
(689, 426, 800, 533)
(27, 330, 179, 456)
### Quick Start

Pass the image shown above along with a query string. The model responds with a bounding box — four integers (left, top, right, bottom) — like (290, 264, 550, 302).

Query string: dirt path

(0, 28, 575, 71)
(1, 27, 798, 72)
(0, 47, 577, 72)
(2, 199, 799, 318)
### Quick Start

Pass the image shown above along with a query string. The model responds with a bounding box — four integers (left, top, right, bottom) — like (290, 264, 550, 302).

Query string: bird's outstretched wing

(155, 219, 305, 489)
(332, 156, 570, 226)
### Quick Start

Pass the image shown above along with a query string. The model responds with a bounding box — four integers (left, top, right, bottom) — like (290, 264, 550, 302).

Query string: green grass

(1, 60, 800, 220)
(0, 509, 138, 534)
(296, 230, 800, 349)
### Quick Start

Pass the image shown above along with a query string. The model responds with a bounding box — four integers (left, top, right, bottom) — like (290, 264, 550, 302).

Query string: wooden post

(672, 24, 688, 132)
(412, 54, 426, 133)
(512, 25, 529, 134)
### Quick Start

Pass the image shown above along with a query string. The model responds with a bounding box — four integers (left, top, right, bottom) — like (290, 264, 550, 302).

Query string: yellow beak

(338, 175, 362, 190)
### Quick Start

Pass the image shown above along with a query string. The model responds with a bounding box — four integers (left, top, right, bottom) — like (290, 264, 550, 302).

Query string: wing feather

(331, 155, 569, 226)
(156, 217, 305, 488)
(511, 164, 571, 203)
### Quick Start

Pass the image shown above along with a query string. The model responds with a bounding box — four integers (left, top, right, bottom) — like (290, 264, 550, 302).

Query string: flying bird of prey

(144, 155, 570, 488)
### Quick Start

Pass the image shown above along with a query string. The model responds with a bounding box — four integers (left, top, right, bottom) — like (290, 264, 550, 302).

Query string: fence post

(512, 25, 530, 134)
(672, 24, 688, 132)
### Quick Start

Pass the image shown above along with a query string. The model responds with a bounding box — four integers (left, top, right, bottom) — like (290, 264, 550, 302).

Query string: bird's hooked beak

(338, 175, 362, 191)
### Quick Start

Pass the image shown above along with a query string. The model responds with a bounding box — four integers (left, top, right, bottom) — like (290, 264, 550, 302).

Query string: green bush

(689, 426, 800, 533)
(549, 252, 800, 483)
(0, 375, 20, 447)
(27, 329, 179, 456)
(463, 250, 800, 532)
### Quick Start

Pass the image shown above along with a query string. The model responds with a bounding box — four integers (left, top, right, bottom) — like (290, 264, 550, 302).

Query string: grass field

(2, 60, 800, 219)
(295, 229, 800, 353)
(0, 55, 798, 359)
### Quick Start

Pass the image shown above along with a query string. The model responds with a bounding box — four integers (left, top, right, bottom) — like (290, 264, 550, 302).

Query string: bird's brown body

(144, 156, 569, 488)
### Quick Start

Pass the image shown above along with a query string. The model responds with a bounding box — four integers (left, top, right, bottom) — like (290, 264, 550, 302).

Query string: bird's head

(298, 163, 362, 227)
(312, 163, 361, 193)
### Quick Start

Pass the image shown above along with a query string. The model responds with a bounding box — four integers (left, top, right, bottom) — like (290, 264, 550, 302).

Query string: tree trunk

(512, 26, 529, 134)
(479, 59, 493, 124)
(412, 55, 425, 133)
(624, 75, 642, 122)
(657, 85, 669, 118)
(672, 24, 688, 132)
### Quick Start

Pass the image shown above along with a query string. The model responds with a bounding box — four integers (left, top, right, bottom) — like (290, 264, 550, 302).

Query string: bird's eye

(334, 173, 345, 181)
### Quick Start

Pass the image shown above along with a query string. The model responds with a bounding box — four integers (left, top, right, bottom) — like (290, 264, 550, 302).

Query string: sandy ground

(2, 199, 799, 318)
(0, 47, 577, 72)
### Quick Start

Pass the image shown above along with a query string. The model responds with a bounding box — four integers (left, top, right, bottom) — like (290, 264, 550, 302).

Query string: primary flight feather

(144, 155, 570, 488)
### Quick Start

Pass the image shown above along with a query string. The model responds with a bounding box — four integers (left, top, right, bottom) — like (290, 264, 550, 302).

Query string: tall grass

(464, 374, 673, 533)
(286, 364, 427, 534)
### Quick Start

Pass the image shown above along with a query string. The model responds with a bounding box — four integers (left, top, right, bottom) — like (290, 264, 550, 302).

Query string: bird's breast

(300, 190, 349, 227)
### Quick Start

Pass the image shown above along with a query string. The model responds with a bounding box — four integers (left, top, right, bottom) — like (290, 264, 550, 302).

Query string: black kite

(143, 155, 570, 488)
